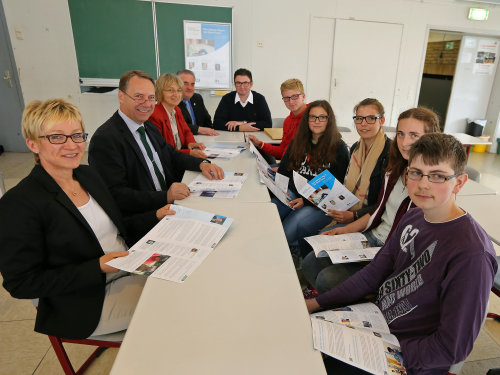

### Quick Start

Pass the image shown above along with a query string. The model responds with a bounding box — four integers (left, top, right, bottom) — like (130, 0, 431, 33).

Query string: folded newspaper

(188, 171, 248, 198)
(293, 169, 359, 212)
(311, 302, 406, 375)
(305, 233, 381, 263)
(204, 144, 247, 159)
(248, 141, 291, 205)
(106, 205, 233, 283)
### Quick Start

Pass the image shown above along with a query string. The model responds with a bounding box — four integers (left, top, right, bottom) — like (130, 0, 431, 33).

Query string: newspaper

(188, 171, 248, 198)
(293, 170, 359, 212)
(106, 205, 233, 283)
(204, 144, 247, 159)
(305, 233, 381, 263)
(248, 141, 291, 205)
(311, 302, 406, 375)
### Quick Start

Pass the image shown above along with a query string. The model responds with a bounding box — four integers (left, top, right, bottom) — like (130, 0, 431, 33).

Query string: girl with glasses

(272, 100, 350, 248)
(301, 107, 441, 294)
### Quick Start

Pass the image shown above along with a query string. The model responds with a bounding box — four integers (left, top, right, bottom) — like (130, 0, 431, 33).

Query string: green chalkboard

(68, 1, 232, 81)
(155, 3, 232, 74)
(68, 0, 156, 79)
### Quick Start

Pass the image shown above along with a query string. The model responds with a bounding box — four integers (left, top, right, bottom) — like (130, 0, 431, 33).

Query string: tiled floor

(1, 150, 500, 374)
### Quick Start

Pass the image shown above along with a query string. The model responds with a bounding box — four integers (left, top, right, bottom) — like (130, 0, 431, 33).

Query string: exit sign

(468, 8, 489, 21)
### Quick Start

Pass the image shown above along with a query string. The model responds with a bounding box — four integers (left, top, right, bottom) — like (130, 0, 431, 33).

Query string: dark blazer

(178, 93, 213, 134)
(88, 111, 203, 217)
(0, 165, 128, 339)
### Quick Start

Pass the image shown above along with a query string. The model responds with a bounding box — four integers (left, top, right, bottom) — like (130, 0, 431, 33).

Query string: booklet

(188, 171, 248, 198)
(248, 141, 291, 205)
(311, 302, 406, 375)
(293, 170, 359, 213)
(106, 205, 233, 283)
(204, 144, 247, 159)
(305, 233, 381, 263)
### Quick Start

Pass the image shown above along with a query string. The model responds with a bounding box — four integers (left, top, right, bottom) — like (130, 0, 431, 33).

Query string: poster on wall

(473, 39, 498, 75)
(184, 21, 232, 89)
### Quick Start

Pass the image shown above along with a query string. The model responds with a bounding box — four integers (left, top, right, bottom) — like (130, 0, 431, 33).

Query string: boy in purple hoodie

(306, 133, 497, 375)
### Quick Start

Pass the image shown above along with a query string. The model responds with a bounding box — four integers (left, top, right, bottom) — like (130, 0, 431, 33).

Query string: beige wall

(3, 0, 500, 142)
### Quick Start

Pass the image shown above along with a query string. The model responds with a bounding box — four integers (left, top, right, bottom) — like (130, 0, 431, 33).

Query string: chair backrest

(272, 118, 285, 128)
(337, 126, 351, 132)
(382, 126, 397, 133)
(465, 166, 481, 183)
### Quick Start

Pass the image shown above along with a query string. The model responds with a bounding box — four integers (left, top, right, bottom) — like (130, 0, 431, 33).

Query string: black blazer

(88, 111, 203, 217)
(0, 165, 128, 339)
(178, 93, 213, 134)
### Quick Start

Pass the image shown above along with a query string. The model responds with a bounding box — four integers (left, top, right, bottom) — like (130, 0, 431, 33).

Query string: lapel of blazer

(31, 165, 100, 244)
(113, 112, 156, 189)
(74, 167, 126, 236)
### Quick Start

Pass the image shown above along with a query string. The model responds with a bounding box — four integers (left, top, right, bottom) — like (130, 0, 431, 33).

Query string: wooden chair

(47, 331, 124, 375)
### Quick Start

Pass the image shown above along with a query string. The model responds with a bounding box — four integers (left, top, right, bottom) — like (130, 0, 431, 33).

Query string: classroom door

(330, 19, 403, 129)
(0, 2, 25, 152)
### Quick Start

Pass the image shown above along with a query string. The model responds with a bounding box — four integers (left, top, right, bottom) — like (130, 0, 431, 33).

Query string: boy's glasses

(235, 81, 251, 87)
(39, 133, 88, 144)
(353, 115, 381, 124)
(406, 169, 461, 183)
(309, 115, 328, 122)
(282, 94, 303, 102)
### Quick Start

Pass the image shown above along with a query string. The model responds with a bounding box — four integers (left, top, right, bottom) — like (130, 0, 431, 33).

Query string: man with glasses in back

(89, 70, 224, 222)
(213, 68, 272, 132)
(177, 69, 219, 136)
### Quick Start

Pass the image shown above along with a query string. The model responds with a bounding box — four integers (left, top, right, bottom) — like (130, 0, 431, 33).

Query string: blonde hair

(22, 98, 84, 163)
(280, 78, 304, 95)
(155, 73, 184, 103)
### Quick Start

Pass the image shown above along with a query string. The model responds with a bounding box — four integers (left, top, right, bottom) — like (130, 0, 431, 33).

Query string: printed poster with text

(184, 21, 231, 89)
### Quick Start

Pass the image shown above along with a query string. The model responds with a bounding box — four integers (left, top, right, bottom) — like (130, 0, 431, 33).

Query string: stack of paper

(188, 171, 248, 198)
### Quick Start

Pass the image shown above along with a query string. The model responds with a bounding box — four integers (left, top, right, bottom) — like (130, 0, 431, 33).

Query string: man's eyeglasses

(121, 90, 156, 104)
(235, 81, 251, 87)
(39, 133, 88, 144)
(353, 115, 381, 124)
(406, 169, 461, 184)
(282, 94, 303, 102)
(164, 88, 183, 94)
(309, 115, 329, 122)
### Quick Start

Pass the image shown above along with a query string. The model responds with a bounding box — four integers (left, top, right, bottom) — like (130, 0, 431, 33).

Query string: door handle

(4, 70, 12, 88)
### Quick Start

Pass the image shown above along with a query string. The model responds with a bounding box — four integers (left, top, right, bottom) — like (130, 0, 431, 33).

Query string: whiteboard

(184, 21, 232, 89)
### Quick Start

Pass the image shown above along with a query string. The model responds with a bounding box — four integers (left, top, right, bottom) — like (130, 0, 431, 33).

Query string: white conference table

(458, 180, 497, 196)
(111, 201, 326, 374)
(180, 143, 270, 203)
(195, 130, 245, 143)
(457, 194, 500, 245)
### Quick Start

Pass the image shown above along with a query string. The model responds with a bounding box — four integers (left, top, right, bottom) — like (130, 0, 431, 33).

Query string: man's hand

(100, 251, 129, 273)
(305, 298, 321, 313)
(198, 127, 219, 136)
(289, 198, 304, 210)
(247, 134, 261, 147)
(156, 204, 176, 220)
(326, 209, 354, 223)
(200, 162, 224, 180)
(190, 149, 208, 158)
(167, 182, 190, 203)
(188, 142, 206, 150)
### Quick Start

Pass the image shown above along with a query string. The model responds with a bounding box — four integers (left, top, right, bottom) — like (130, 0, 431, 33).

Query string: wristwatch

(201, 159, 211, 164)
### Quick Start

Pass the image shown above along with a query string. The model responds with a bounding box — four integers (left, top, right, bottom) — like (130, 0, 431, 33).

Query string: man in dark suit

(89, 70, 224, 218)
(177, 69, 219, 136)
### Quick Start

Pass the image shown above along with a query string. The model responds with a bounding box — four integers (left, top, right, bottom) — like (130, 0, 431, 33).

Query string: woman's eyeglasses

(39, 133, 88, 144)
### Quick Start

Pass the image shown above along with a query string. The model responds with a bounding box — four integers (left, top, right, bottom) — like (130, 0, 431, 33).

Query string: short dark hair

(177, 69, 195, 78)
(409, 133, 466, 174)
(234, 68, 252, 82)
(119, 70, 155, 92)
